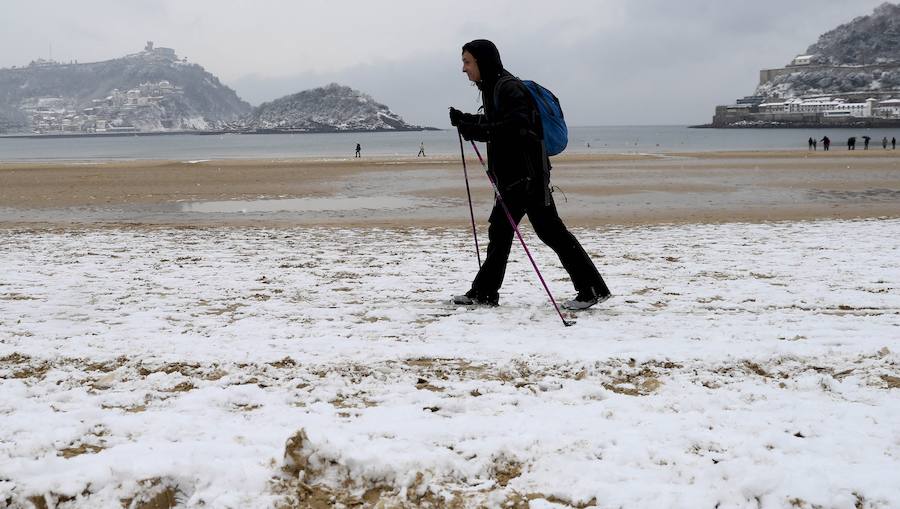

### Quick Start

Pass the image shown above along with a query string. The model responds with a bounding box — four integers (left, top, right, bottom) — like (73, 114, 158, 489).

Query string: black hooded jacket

(458, 40, 549, 202)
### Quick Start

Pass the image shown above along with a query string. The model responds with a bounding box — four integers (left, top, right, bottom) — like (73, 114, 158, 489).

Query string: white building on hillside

(759, 98, 846, 114)
(757, 101, 787, 113)
(875, 99, 900, 117)
(792, 98, 845, 114)
(757, 97, 884, 118)
(823, 100, 873, 118)
(790, 55, 814, 66)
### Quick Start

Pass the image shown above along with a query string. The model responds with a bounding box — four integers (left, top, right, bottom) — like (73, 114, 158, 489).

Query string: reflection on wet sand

(179, 196, 431, 213)
(1, 151, 899, 228)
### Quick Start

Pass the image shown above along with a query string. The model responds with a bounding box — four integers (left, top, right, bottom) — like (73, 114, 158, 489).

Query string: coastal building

(736, 96, 765, 106)
(126, 89, 142, 106)
(107, 125, 138, 133)
(17, 78, 185, 134)
(713, 95, 898, 126)
(142, 41, 177, 61)
(139, 80, 180, 97)
(28, 58, 59, 68)
(790, 55, 814, 66)
(875, 99, 900, 117)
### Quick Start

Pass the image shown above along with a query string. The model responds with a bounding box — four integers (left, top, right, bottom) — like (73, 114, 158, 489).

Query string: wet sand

(1, 150, 899, 228)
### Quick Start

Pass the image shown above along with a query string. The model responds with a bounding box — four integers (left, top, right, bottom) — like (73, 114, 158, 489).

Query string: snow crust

(1, 219, 898, 508)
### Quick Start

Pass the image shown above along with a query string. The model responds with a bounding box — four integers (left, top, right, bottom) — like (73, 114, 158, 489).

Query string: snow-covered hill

(755, 3, 900, 99)
(0, 44, 251, 133)
(246, 83, 423, 132)
(806, 2, 900, 66)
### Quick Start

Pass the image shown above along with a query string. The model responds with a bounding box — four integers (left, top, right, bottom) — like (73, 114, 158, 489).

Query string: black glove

(449, 107, 464, 127)
(457, 121, 479, 141)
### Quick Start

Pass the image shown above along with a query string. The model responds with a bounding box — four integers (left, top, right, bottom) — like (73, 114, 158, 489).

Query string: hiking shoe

(562, 288, 611, 310)
(451, 289, 499, 307)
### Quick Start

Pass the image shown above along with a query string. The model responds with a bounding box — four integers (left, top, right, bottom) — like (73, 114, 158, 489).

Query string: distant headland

(696, 3, 900, 128)
(0, 42, 431, 136)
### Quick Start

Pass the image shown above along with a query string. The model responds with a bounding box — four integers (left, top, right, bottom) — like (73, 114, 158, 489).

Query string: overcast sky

(0, 0, 890, 126)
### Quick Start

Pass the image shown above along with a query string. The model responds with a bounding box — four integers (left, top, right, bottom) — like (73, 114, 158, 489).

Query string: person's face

(462, 51, 480, 82)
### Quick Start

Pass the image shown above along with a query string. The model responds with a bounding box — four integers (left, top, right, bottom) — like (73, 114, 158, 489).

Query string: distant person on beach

(417, 142, 426, 157)
(862, 136, 871, 150)
(820, 136, 830, 151)
(813, 138, 817, 150)
(448, 39, 611, 310)
(808, 137, 814, 151)
(355, 143, 361, 158)
(893, 137, 897, 150)
(884, 137, 889, 150)
(848, 137, 856, 150)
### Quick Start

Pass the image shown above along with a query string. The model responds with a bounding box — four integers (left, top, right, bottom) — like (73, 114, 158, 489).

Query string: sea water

(1, 126, 897, 162)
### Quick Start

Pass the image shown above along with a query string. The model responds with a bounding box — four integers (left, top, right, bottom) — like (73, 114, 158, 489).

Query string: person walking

(448, 39, 611, 310)
(893, 137, 896, 150)
(848, 137, 856, 150)
(355, 143, 361, 158)
(808, 137, 814, 151)
(884, 137, 889, 150)
(862, 136, 871, 150)
(820, 136, 831, 151)
(417, 142, 426, 157)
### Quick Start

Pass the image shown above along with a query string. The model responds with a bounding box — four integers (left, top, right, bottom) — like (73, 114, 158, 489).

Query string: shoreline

(2, 150, 899, 229)
(691, 120, 900, 129)
(2, 147, 899, 165)
(0, 126, 439, 140)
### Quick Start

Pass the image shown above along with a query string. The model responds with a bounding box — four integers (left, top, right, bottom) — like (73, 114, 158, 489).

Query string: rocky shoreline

(691, 118, 900, 128)
(0, 125, 438, 139)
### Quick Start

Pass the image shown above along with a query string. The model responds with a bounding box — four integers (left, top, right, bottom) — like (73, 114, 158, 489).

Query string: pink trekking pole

(468, 141, 574, 327)
(458, 130, 482, 268)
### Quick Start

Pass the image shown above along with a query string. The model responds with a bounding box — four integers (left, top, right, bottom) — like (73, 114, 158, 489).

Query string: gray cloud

(0, 0, 891, 126)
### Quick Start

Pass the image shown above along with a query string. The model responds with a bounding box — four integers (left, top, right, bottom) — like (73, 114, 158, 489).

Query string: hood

(462, 39, 505, 90)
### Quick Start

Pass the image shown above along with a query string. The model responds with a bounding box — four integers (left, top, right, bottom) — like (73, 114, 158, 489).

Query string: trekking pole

(468, 140, 574, 327)
(458, 130, 482, 268)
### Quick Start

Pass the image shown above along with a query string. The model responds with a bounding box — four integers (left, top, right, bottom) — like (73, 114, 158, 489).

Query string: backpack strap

(493, 75, 552, 206)
(491, 75, 519, 114)
(492, 75, 542, 138)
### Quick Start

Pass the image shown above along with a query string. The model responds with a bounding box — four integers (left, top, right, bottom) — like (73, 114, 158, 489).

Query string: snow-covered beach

(2, 218, 899, 508)
(1, 152, 900, 508)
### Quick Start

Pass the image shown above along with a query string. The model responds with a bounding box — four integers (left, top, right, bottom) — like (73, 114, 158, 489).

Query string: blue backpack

(495, 76, 568, 156)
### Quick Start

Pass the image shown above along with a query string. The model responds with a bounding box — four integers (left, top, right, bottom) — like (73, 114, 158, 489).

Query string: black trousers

(471, 189, 610, 299)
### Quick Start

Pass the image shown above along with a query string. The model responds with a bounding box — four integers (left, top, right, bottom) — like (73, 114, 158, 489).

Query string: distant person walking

(862, 136, 871, 150)
(820, 136, 831, 151)
(808, 137, 814, 151)
(893, 137, 896, 150)
(813, 138, 817, 150)
(848, 137, 856, 150)
(883, 137, 889, 150)
(417, 142, 426, 157)
(355, 143, 361, 158)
